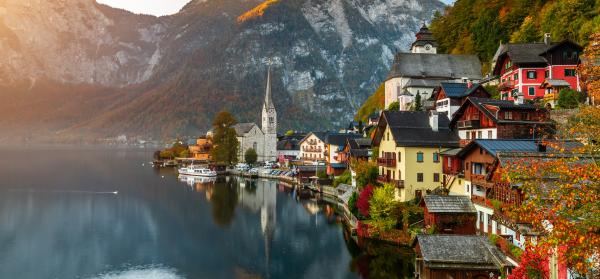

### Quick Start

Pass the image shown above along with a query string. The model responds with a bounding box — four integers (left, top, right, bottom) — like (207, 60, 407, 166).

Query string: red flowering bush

(507, 246, 549, 279)
(357, 184, 374, 218)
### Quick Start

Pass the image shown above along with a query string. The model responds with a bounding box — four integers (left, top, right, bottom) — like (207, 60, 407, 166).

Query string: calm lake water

(0, 147, 414, 279)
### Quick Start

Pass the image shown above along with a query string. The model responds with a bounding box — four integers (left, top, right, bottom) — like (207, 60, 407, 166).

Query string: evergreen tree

(412, 94, 422, 111)
(244, 148, 258, 165)
(210, 111, 239, 165)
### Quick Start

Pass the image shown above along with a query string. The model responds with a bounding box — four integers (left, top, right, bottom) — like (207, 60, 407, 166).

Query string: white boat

(178, 174, 217, 186)
(178, 165, 217, 177)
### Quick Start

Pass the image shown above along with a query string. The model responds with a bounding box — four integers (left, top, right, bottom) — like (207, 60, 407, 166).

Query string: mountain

(0, 0, 445, 142)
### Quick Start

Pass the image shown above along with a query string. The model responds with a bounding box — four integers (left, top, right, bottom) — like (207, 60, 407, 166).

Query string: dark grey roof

(405, 78, 444, 88)
(542, 79, 571, 87)
(354, 138, 372, 147)
(440, 148, 461, 156)
(423, 195, 477, 213)
(300, 131, 329, 144)
(277, 138, 300, 151)
(450, 97, 550, 127)
(417, 235, 514, 269)
(377, 111, 459, 148)
(504, 43, 549, 64)
(440, 82, 468, 97)
(232, 123, 259, 136)
(386, 53, 482, 80)
(325, 133, 362, 146)
(411, 24, 438, 48)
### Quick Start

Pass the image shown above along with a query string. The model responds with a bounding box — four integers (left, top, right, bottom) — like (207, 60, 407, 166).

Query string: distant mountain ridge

(0, 0, 445, 142)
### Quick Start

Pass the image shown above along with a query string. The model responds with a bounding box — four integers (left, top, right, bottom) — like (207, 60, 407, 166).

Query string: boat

(178, 174, 217, 186)
(177, 165, 217, 177)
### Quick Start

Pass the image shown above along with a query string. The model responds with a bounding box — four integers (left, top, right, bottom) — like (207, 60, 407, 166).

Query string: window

(433, 173, 440, 182)
(398, 152, 401, 162)
(472, 163, 485, 175)
(487, 130, 493, 139)
(477, 131, 482, 139)
(521, 112, 529, 120)
(417, 173, 423, 182)
(504, 111, 513, 120)
(466, 132, 470, 139)
(417, 152, 424, 162)
(563, 51, 568, 60)
(545, 70, 549, 78)
(527, 71, 537, 79)
(571, 51, 578, 60)
(528, 86, 535, 96)
(386, 132, 389, 141)
(513, 73, 518, 81)
(447, 157, 452, 168)
(433, 152, 440, 163)
(565, 69, 576, 77)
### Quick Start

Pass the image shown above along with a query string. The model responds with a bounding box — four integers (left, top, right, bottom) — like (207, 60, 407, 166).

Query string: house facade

(324, 133, 363, 176)
(421, 195, 477, 235)
(433, 82, 491, 119)
(234, 123, 266, 163)
(450, 97, 552, 146)
(188, 136, 212, 161)
(372, 111, 459, 202)
(492, 36, 583, 108)
(299, 132, 328, 163)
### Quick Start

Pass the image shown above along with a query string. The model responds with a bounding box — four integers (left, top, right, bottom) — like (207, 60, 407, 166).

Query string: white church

(233, 68, 278, 163)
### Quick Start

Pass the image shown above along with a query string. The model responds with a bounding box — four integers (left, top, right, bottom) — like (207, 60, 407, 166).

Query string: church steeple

(411, 23, 438, 54)
(261, 66, 277, 136)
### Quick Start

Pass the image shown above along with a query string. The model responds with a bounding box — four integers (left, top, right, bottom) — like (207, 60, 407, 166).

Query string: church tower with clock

(411, 23, 437, 54)
(261, 67, 277, 162)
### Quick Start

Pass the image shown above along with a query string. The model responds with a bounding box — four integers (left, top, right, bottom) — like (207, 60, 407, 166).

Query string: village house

(276, 133, 304, 165)
(449, 97, 552, 147)
(324, 133, 363, 176)
(432, 82, 491, 119)
(414, 235, 514, 279)
(372, 111, 459, 202)
(338, 137, 372, 165)
(492, 34, 583, 108)
(298, 132, 328, 164)
(188, 136, 212, 162)
(420, 195, 477, 235)
(455, 139, 584, 251)
(384, 24, 482, 109)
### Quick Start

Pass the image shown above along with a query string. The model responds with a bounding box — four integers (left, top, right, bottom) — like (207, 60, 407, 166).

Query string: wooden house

(421, 195, 477, 235)
(433, 82, 491, 119)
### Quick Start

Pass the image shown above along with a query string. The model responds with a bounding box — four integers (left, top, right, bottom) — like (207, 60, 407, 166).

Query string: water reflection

(0, 148, 415, 279)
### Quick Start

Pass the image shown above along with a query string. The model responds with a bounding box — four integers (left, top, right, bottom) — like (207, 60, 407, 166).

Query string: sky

(96, 0, 191, 16)
(97, 0, 456, 17)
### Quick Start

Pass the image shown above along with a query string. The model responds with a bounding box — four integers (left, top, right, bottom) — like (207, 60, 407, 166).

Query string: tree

(507, 247, 550, 279)
(352, 159, 379, 189)
(510, 16, 541, 43)
(369, 183, 398, 231)
(210, 111, 239, 165)
(387, 101, 399, 111)
(244, 148, 257, 165)
(504, 139, 600, 273)
(557, 89, 582, 109)
(578, 31, 600, 106)
(333, 170, 352, 187)
(412, 93, 422, 111)
(285, 130, 295, 136)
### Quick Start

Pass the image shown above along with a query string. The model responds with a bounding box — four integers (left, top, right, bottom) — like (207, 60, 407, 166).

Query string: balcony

(471, 195, 492, 208)
(377, 176, 405, 188)
(457, 119, 480, 129)
(498, 80, 515, 91)
(377, 158, 396, 167)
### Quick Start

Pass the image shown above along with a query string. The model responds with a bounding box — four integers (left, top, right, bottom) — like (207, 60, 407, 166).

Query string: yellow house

(372, 111, 460, 202)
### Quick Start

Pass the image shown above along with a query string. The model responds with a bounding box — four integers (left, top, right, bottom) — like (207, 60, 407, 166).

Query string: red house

(492, 35, 583, 108)
(420, 195, 477, 235)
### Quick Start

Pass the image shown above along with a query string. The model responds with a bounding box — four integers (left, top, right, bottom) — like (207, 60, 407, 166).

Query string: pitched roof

(386, 53, 482, 81)
(440, 82, 468, 97)
(412, 24, 438, 48)
(232, 123, 259, 136)
(416, 235, 514, 270)
(277, 138, 300, 151)
(492, 40, 583, 75)
(405, 78, 443, 88)
(449, 97, 550, 127)
(299, 131, 329, 145)
(325, 133, 362, 146)
(374, 111, 459, 147)
(542, 79, 571, 87)
(423, 195, 477, 213)
(458, 139, 584, 157)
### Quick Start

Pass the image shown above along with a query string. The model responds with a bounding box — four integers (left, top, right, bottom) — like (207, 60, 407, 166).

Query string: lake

(0, 147, 414, 279)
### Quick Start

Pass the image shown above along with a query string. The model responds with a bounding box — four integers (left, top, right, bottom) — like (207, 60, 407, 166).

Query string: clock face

(425, 44, 432, 50)
(269, 109, 275, 114)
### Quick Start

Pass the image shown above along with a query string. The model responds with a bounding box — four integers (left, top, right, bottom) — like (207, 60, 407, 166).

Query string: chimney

(429, 111, 439, 132)
(544, 33, 551, 45)
(514, 92, 525, 105)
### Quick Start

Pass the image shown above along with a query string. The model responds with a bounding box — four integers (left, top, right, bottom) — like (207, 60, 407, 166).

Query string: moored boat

(178, 165, 217, 177)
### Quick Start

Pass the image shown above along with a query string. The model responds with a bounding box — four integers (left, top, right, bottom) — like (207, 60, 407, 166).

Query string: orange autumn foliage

(578, 31, 600, 106)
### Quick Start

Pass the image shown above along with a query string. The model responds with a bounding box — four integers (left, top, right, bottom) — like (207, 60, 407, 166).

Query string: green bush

(387, 101, 399, 111)
(348, 192, 359, 217)
(333, 170, 351, 187)
(317, 170, 328, 179)
(557, 89, 583, 109)
(369, 183, 398, 231)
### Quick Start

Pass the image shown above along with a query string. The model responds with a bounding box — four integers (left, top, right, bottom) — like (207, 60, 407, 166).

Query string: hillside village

(159, 24, 600, 278)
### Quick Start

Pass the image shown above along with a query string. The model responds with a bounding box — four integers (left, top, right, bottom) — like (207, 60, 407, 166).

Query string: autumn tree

(505, 137, 600, 273)
(210, 110, 239, 165)
(578, 31, 600, 106)
(351, 159, 379, 189)
(369, 183, 398, 231)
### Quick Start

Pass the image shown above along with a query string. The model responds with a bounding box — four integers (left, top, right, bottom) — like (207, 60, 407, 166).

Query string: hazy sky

(96, 0, 191, 16)
(97, 0, 456, 17)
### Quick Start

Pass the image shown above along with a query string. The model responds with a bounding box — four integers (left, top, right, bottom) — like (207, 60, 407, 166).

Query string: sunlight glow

(96, 0, 191, 17)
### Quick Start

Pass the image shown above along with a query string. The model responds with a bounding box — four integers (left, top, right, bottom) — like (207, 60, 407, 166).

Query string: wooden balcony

(377, 176, 404, 188)
(457, 119, 480, 129)
(377, 158, 396, 167)
(498, 80, 515, 91)
(471, 195, 492, 208)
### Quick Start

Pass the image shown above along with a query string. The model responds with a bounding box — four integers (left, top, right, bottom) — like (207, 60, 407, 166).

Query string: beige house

(299, 132, 328, 163)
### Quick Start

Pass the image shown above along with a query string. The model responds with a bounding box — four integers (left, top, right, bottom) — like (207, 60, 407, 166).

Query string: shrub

(333, 170, 352, 187)
(369, 183, 398, 231)
(387, 101, 399, 111)
(557, 89, 582, 109)
(348, 192, 359, 217)
(357, 185, 375, 218)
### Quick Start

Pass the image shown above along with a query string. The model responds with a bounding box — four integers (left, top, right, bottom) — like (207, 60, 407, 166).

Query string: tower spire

(264, 62, 274, 110)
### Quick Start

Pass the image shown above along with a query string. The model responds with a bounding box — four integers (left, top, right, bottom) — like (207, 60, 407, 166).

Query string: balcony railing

(457, 119, 480, 129)
(498, 80, 515, 91)
(471, 195, 492, 208)
(377, 158, 396, 167)
(377, 176, 404, 188)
